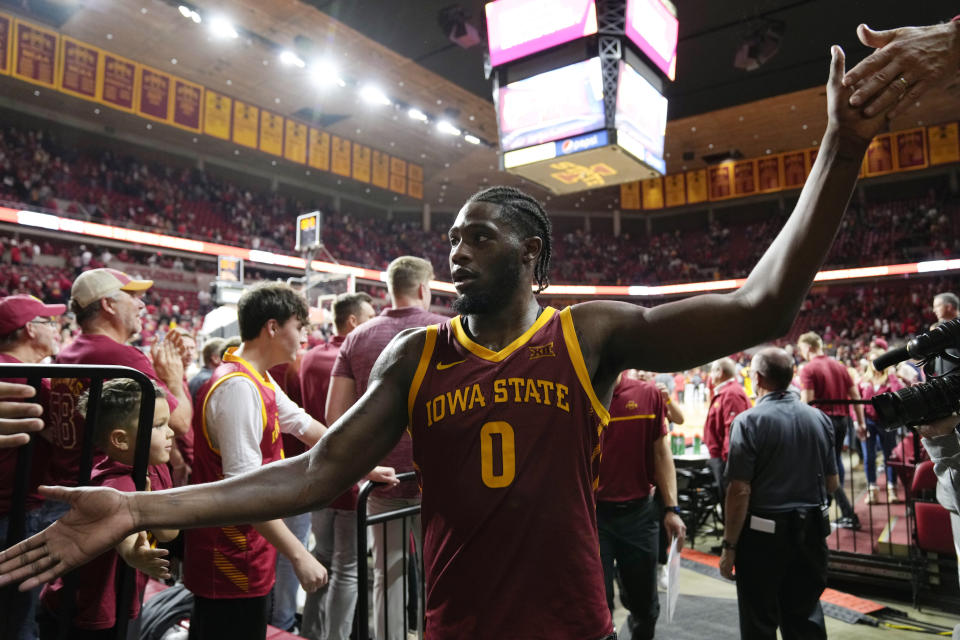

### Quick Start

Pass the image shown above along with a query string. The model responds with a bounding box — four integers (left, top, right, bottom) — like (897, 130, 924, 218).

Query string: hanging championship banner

(372, 150, 390, 189)
(232, 100, 259, 148)
(308, 128, 330, 171)
(171, 78, 203, 132)
(408, 179, 423, 199)
(663, 174, 685, 208)
(642, 177, 664, 210)
(389, 157, 407, 193)
(756, 156, 782, 192)
(733, 160, 757, 197)
(259, 110, 284, 156)
(352, 144, 371, 183)
(782, 151, 806, 188)
(137, 66, 171, 123)
(708, 164, 733, 200)
(100, 52, 137, 112)
(203, 90, 231, 140)
(894, 128, 927, 171)
(620, 181, 641, 210)
(331, 136, 352, 177)
(58, 36, 99, 101)
(864, 134, 894, 176)
(0, 13, 11, 75)
(12, 19, 58, 89)
(927, 123, 960, 166)
(685, 169, 707, 204)
(408, 164, 423, 183)
(284, 120, 307, 165)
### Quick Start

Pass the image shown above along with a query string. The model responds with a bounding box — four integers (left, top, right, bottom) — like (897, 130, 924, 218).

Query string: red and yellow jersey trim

(558, 307, 611, 427)
(200, 348, 273, 454)
(408, 325, 439, 424)
(609, 414, 657, 422)
(450, 307, 557, 362)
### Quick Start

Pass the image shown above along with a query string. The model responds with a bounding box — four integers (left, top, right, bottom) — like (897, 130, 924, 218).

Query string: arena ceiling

(3, 0, 958, 217)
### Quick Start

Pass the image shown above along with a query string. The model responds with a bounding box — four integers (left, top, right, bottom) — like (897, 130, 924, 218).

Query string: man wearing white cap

(41, 269, 192, 518)
(0, 294, 65, 640)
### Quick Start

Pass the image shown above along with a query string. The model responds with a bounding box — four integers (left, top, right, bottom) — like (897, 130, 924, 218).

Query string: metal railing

(356, 472, 423, 640)
(0, 364, 157, 640)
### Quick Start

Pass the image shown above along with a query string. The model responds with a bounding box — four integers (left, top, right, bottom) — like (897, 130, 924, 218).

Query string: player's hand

(292, 552, 328, 592)
(122, 531, 171, 581)
(719, 548, 736, 580)
(366, 466, 400, 487)
(918, 414, 959, 439)
(0, 485, 136, 591)
(843, 22, 960, 119)
(0, 381, 44, 449)
(825, 45, 895, 150)
(151, 339, 185, 386)
(664, 511, 686, 550)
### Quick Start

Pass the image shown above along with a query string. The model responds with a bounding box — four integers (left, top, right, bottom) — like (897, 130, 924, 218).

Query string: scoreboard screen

(497, 57, 605, 152)
(624, 0, 678, 80)
(485, 0, 597, 67)
(296, 211, 321, 252)
(217, 255, 243, 283)
(615, 61, 668, 174)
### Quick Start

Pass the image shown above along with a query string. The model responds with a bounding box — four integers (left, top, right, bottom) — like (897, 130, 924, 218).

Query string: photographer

(918, 416, 960, 584)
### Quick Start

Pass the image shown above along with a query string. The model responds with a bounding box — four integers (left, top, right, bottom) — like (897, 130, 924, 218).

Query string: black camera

(870, 318, 960, 430)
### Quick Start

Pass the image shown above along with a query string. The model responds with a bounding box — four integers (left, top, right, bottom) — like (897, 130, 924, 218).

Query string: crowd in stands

(2, 124, 959, 288)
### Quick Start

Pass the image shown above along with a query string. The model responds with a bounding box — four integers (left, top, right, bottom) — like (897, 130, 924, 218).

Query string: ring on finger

(895, 75, 909, 99)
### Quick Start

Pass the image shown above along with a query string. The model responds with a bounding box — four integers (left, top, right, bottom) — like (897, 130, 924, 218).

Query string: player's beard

(452, 257, 523, 315)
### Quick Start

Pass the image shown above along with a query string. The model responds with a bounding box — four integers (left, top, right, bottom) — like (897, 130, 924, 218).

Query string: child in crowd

(38, 379, 178, 640)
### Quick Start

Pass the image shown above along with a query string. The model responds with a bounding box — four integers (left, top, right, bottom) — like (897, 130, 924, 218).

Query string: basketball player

(0, 46, 900, 639)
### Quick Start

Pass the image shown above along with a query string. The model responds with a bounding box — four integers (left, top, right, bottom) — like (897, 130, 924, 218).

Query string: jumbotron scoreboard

(485, 0, 677, 194)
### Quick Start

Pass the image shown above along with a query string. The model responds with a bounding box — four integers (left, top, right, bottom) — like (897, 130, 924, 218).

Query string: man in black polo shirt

(720, 347, 838, 640)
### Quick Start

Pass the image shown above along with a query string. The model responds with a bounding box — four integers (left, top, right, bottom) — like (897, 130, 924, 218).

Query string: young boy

(38, 379, 178, 639)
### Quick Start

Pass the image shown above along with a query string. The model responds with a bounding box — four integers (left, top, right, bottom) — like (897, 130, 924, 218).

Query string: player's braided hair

(467, 186, 552, 293)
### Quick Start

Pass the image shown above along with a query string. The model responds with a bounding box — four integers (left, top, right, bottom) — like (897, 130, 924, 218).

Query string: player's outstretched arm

(575, 46, 897, 375)
(0, 328, 426, 591)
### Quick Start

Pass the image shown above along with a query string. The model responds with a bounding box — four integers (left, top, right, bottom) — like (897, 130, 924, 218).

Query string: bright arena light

(408, 108, 428, 122)
(360, 85, 391, 106)
(190, 11, 201, 23)
(436, 120, 461, 136)
(310, 60, 344, 87)
(178, 5, 191, 18)
(463, 133, 481, 145)
(279, 50, 306, 68)
(209, 16, 238, 39)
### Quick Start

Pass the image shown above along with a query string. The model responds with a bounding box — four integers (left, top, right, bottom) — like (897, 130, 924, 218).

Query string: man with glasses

(0, 294, 65, 640)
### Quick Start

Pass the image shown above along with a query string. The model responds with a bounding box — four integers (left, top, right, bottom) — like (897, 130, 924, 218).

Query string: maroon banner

(733, 160, 756, 197)
(782, 151, 806, 188)
(756, 156, 781, 192)
(865, 135, 894, 176)
(895, 129, 927, 171)
(13, 20, 57, 88)
(707, 164, 733, 200)
(138, 66, 171, 122)
(100, 53, 137, 112)
(172, 78, 202, 132)
(59, 37, 99, 100)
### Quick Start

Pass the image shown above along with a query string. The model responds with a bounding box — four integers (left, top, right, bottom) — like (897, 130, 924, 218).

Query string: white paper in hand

(666, 536, 681, 623)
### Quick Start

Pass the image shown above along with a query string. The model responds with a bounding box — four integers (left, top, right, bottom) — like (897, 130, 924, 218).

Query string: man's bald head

(751, 347, 793, 392)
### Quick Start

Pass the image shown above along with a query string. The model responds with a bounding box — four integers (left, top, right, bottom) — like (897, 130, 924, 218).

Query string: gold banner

(685, 169, 707, 204)
(0, 13, 10, 75)
(99, 51, 137, 112)
(408, 179, 423, 199)
(171, 77, 203, 132)
(259, 110, 284, 157)
(203, 90, 231, 140)
(284, 120, 307, 165)
(232, 100, 259, 148)
(620, 181, 641, 210)
(408, 163, 423, 182)
(894, 128, 927, 171)
(642, 177, 663, 210)
(389, 174, 407, 194)
(372, 151, 390, 189)
(663, 174, 685, 208)
(308, 128, 330, 171)
(58, 36, 98, 101)
(12, 19, 58, 89)
(390, 157, 407, 178)
(137, 65, 171, 123)
(352, 144, 371, 183)
(331, 136, 351, 177)
(928, 123, 960, 166)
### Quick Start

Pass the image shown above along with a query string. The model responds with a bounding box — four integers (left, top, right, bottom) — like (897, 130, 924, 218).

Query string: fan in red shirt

(703, 357, 751, 514)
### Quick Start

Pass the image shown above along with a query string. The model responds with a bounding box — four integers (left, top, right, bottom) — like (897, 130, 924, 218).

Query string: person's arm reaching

(656, 382, 684, 424)
(653, 433, 686, 549)
(573, 47, 898, 381)
(843, 20, 960, 119)
(0, 328, 425, 591)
